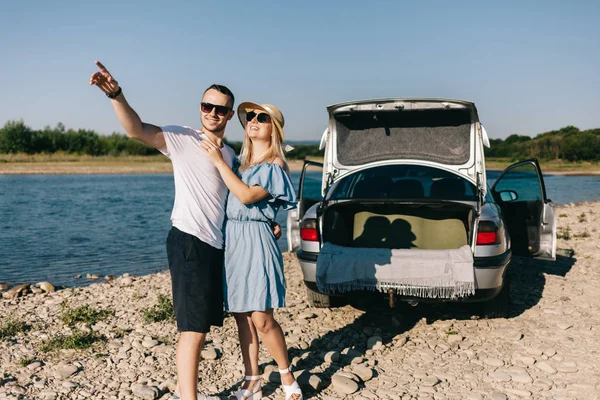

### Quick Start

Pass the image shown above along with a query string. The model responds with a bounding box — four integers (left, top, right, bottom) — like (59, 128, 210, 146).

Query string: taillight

(477, 221, 499, 245)
(300, 219, 318, 242)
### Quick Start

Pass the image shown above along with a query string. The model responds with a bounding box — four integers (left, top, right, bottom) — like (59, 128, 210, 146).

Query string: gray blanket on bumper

(316, 243, 475, 299)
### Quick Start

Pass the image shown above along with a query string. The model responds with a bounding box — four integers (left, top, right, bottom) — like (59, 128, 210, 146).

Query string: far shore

(1, 155, 600, 175)
(0, 157, 313, 175)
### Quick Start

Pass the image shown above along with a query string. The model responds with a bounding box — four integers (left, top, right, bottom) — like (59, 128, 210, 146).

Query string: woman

(199, 102, 302, 400)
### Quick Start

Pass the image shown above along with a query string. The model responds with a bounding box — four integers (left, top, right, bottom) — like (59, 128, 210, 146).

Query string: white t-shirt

(159, 125, 236, 249)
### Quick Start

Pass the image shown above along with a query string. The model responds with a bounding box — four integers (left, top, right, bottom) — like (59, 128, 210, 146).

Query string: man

(89, 61, 276, 400)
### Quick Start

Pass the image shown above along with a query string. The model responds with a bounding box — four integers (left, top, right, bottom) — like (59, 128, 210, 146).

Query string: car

(287, 98, 556, 316)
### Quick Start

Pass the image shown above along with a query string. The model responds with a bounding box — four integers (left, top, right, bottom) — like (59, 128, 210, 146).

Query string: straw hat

(237, 102, 285, 142)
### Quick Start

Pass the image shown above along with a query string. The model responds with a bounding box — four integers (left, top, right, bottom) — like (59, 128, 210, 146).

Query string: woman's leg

(234, 312, 260, 391)
(250, 310, 296, 387)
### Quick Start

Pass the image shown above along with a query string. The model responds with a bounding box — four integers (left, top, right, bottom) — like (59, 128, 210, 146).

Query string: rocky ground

(1, 202, 599, 400)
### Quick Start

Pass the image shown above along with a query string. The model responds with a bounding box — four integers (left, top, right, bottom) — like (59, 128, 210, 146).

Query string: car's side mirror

(498, 190, 518, 202)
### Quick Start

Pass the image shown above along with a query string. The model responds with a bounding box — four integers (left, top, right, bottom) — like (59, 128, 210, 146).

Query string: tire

(306, 287, 332, 308)
(482, 275, 511, 318)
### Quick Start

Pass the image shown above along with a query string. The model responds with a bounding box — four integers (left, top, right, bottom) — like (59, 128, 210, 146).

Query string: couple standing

(90, 61, 302, 400)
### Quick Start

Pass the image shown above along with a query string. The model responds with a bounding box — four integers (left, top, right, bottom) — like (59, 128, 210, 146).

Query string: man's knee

(179, 331, 206, 347)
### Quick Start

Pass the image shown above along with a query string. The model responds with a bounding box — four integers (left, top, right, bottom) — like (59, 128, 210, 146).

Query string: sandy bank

(2, 159, 600, 175)
(1, 202, 599, 399)
(0, 159, 310, 175)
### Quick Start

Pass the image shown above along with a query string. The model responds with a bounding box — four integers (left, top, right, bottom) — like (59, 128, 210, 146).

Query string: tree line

(2, 120, 599, 161)
(486, 126, 600, 162)
(0, 120, 323, 159)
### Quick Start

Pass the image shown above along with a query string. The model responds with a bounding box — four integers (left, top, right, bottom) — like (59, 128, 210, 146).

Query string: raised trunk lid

(327, 99, 486, 194)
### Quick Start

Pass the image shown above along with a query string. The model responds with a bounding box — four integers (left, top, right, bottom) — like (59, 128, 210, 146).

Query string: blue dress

(223, 162, 297, 313)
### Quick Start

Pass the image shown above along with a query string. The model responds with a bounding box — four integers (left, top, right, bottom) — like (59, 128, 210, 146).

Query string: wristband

(106, 86, 122, 99)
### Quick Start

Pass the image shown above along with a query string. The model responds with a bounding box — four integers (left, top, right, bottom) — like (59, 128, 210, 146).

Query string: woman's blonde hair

(238, 118, 288, 172)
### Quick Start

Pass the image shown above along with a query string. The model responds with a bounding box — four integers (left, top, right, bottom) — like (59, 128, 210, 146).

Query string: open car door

(491, 159, 556, 260)
(287, 160, 324, 252)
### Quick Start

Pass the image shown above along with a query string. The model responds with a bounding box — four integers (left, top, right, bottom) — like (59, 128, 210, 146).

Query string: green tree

(0, 120, 34, 153)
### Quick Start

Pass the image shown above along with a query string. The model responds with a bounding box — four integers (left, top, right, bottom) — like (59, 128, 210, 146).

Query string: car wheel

(482, 275, 511, 318)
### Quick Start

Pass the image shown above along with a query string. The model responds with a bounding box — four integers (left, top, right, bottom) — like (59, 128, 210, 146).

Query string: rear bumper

(296, 248, 511, 301)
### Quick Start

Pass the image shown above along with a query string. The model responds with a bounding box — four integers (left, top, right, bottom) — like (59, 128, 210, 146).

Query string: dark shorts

(166, 227, 224, 333)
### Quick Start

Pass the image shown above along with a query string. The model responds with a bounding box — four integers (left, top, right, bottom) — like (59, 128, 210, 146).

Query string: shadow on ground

(218, 253, 576, 398)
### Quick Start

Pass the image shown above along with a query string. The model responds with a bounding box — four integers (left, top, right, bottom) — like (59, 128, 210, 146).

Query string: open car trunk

(316, 201, 478, 299)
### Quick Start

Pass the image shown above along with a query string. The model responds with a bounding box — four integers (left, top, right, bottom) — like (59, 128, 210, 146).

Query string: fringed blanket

(316, 243, 475, 299)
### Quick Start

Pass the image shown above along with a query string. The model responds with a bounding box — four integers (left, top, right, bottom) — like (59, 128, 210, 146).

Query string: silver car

(287, 98, 557, 316)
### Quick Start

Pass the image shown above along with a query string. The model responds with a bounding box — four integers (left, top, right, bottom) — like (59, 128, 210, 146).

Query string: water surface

(1, 171, 598, 287)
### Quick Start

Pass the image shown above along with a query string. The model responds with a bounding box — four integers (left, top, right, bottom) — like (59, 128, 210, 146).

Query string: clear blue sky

(1, 0, 598, 142)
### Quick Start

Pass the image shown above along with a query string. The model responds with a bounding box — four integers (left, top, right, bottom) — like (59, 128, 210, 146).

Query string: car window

(301, 169, 323, 200)
(493, 163, 543, 201)
(329, 165, 477, 201)
(485, 185, 495, 203)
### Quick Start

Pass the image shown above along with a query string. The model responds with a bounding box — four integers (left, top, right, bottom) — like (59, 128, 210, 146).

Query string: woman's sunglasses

(200, 102, 232, 116)
(245, 111, 272, 124)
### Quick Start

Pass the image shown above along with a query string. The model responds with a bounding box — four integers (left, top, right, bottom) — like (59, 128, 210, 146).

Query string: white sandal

(168, 392, 212, 400)
(229, 375, 262, 400)
(279, 367, 303, 400)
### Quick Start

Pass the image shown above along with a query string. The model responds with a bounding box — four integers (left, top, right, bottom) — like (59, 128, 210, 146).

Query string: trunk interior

(322, 202, 475, 250)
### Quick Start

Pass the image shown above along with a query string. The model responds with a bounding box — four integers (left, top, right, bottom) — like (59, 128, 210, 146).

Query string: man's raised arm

(89, 61, 166, 151)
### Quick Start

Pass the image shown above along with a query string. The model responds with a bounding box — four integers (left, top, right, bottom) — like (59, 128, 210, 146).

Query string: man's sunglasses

(200, 102, 232, 116)
(246, 111, 272, 124)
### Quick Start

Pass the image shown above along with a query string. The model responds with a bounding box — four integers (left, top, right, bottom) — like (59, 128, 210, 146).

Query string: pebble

(517, 356, 536, 365)
(201, 347, 219, 360)
(131, 384, 159, 399)
(62, 380, 78, 388)
(55, 365, 79, 380)
(331, 374, 359, 394)
(142, 339, 159, 348)
(526, 347, 543, 356)
(263, 364, 280, 383)
(504, 388, 532, 397)
(536, 361, 557, 374)
(352, 365, 374, 381)
(336, 371, 360, 382)
(367, 335, 383, 350)
(36, 282, 56, 293)
(27, 361, 43, 370)
(543, 348, 557, 357)
(483, 358, 505, 368)
(556, 322, 573, 330)
(324, 350, 340, 363)
(556, 363, 578, 373)
(466, 394, 483, 400)
(2, 284, 29, 299)
(511, 374, 533, 384)
(297, 371, 324, 392)
(447, 334, 463, 344)
(421, 376, 440, 387)
(298, 311, 316, 319)
(490, 371, 511, 382)
(33, 378, 47, 389)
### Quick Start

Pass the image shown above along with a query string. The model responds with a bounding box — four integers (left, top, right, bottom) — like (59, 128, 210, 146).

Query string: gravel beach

(1, 202, 599, 400)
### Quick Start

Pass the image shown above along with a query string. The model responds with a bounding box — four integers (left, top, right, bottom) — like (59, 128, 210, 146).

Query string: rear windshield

(329, 165, 477, 201)
(335, 108, 472, 166)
